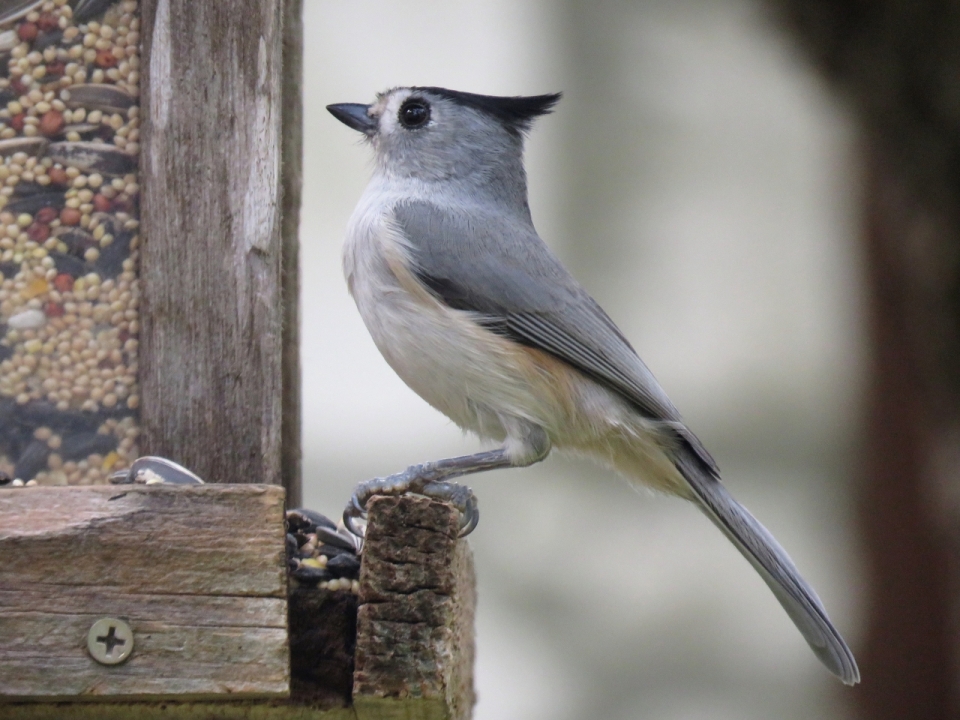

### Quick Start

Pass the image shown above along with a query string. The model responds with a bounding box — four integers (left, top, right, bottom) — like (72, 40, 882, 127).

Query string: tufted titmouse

(327, 87, 859, 684)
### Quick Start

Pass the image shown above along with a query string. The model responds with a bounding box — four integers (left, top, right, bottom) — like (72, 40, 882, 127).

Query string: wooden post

(353, 496, 477, 720)
(139, 0, 300, 496)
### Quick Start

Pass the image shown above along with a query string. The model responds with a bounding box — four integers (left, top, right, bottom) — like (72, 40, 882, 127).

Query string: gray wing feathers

(394, 201, 718, 466)
(676, 450, 860, 685)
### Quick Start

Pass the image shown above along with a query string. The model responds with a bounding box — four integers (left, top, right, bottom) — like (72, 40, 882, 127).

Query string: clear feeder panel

(0, 0, 140, 485)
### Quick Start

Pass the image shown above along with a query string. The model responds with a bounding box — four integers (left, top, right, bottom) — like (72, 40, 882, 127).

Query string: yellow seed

(300, 558, 323, 569)
(22, 277, 49, 299)
(102, 451, 119, 471)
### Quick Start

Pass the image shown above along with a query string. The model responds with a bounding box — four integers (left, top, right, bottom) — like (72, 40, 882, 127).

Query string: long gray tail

(676, 452, 860, 685)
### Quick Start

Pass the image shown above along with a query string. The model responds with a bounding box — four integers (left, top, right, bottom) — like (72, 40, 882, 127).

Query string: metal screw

(87, 618, 134, 665)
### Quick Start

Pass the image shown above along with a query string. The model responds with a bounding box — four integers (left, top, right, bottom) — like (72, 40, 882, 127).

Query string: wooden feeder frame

(0, 1, 477, 718)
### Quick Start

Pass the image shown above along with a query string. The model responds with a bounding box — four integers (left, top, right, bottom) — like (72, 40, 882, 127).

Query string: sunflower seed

(315, 525, 358, 553)
(47, 141, 137, 175)
(64, 84, 135, 114)
(14, 439, 49, 481)
(6, 190, 65, 215)
(325, 554, 361, 579)
(0, 0, 44, 27)
(0, 137, 49, 159)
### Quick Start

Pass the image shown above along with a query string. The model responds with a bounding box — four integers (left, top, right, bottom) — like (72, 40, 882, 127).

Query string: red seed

(17, 22, 37, 42)
(92, 194, 112, 212)
(9, 78, 28, 96)
(9, 113, 24, 132)
(43, 301, 64, 318)
(44, 60, 64, 77)
(53, 273, 73, 292)
(94, 49, 117, 69)
(59, 207, 81, 225)
(35, 206, 58, 224)
(47, 167, 67, 186)
(36, 12, 58, 33)
(26, 221, 49, 242)
(38, 109, 63, 137)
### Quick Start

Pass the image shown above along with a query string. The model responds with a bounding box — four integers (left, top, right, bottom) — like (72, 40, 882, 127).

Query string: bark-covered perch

(354, 495, 477, 720)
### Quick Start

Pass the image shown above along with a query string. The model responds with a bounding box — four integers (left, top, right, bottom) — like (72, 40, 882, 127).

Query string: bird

(326, 86, 859, 685)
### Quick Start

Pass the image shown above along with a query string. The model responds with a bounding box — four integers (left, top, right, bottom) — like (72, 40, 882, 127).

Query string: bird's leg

(343, 448, 513, 539)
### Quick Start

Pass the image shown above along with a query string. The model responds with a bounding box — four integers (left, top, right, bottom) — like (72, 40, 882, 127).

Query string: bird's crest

(413, 87, 562, 134)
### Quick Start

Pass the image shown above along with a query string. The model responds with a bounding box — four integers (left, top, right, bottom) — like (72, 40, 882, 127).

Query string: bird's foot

(343, 461, 479, 539)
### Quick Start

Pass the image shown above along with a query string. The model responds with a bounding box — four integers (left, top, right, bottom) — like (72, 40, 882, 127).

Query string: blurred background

(298, 1, 960, 718)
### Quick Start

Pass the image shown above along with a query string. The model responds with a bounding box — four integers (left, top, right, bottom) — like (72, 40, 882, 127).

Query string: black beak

(327, 103, 377, 135)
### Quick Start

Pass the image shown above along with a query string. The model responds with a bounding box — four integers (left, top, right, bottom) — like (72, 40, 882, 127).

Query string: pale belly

(345, 218, 565, 442)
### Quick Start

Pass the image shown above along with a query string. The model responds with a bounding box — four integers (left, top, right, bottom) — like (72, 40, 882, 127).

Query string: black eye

(398, 99, 430, 129)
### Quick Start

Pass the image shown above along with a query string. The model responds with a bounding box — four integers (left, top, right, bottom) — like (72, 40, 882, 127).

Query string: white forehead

(371, 87, 415, 136)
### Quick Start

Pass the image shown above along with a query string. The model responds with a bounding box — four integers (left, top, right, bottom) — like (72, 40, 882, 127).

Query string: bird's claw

(343, 465, 479, 539)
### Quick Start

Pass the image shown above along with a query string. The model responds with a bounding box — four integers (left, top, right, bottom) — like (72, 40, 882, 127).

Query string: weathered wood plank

(353, 496, 476, 720)
(0, 485, 287, 595)
(0, 485, 288, 701)
(0, 703, 357, 720)
(280, 0, 303, 508)
(139, 0, 286, 486)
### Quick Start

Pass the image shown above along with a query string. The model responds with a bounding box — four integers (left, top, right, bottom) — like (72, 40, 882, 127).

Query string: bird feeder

(0, 1, 477, 717)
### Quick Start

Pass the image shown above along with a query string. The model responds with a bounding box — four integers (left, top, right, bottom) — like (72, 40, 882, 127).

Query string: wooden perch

(354, 495, 477, 720)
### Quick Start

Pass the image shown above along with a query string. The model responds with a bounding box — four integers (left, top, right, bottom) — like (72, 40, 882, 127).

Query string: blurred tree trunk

(772, 2, 960, 717)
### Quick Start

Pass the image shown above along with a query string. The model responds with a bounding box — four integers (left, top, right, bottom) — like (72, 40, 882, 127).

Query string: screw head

(87, 618, 134, 665)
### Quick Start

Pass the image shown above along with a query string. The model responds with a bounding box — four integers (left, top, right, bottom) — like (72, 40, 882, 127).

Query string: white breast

(344, 177, 588, 443)
(343, 179, 526, 443)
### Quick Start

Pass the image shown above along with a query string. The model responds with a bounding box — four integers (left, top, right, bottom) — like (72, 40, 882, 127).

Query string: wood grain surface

(139, 0, 288, 487)
(280, 0, 303, 507)
(0, 484, 289, 701)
